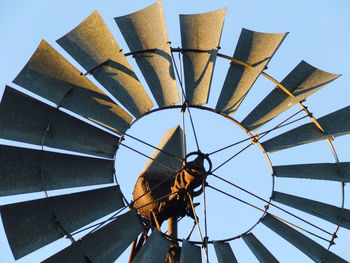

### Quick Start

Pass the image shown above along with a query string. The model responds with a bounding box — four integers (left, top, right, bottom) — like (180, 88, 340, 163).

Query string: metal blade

(57, 11, 153, 118)
(13, 40, 133, 134)
(242, 61, 340, 131)
(0, 145, 114, 197)
(272, 191, 350, 230)
(141, 125, 184, 177)
(180, 8, 226, 106)
(180, 240, 201, 263)
(131, 229, 170, 263)
(0, 86, 118, 158)
(115, 1, 179, 108)
(43, 210, 144, 263)
(273, 162, 350, 182)
(261, 214, 348, 262)
(242, 233, 279, 263)
(262, 106, 350, 152)
(216, 29, 287, 114)
(1, 186, 124, 260)
(213, 241, 238, 263)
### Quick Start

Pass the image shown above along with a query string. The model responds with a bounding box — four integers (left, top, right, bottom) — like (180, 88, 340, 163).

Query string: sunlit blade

(141, 125, 184, 177)
(261, 214, 348, 262)
(131, 229, 170, 263)
(242, 233, 279, 263)
(0, 145, 114, 197)
(1, 186, 124, 260)
(273, 162, 350, 182)
(115, 1, 179, 108)
(242, 61, 340, 131)
(213, 241, 238, 263)
(0, 86, 118, 158)
(180, 8, 226, 106)
(262, 106, 350, 152)
(14, 40, 132, 134)
(180, 240, 201, 263)
(216, 29, 287, 114)
(43, 210, 144, 263)
(272, 191, 350, 230)
(57, 11, 153, 118)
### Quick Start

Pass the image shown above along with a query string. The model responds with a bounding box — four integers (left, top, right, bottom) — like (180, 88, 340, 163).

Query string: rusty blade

(180, 8, 226, 106)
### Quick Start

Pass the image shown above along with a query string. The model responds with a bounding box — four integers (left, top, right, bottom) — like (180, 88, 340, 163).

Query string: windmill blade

(1, 186, 124, 260)
(213, 241, 238, 263)
(131, 229, 170, 263)
(216, 29, 287, 114)
(180, 8, 226, 106)
(0, 145, 114, 197)
(43, 210, 144, 263)
(180, 240, 201, 263)
(261, 214, 348, 262)
(13, 40, 132, 134)
(242, 233, 279, 263)
(115, 1, 179, 108)
(241, 61, 340, 131)
(262, 106, 350, 152)
(0, 86, 118, 158)
(141, 125, 184, 177)
(57, 10, 153, 118)
(273, 162, 350, 182)
(272, 191, 350, 230)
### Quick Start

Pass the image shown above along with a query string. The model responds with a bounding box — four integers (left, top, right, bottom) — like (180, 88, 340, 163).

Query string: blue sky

(1, 0, 350, 262)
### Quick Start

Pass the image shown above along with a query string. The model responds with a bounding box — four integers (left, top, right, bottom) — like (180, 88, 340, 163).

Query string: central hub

(133, 151, 212, 227)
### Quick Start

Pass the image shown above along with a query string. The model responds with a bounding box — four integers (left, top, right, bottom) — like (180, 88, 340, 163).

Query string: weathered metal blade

(57, 11, 153, 118)
(0, 145, 114, 197)
(213, 241, 238, 263)
(13, 40, 132, 134)
(1, 186, 124, 260)
(43, 210, 144, 263)
(262, 106, 350, 152)
(273, 162, 350, 182)
(180, 8, 226, 106)
(216, 29, 288, 114)
(131, 229, 170, 263)
(115, 1, 179, 108)
(242, 233, 279, 263)
(0, 86, 118, 158)
(180, 240, 201, 263)
(141, 125, 184, 177)
(242, 61, 340, 131)
(272, 191, 350, 230)
(262, 214, 348, 262)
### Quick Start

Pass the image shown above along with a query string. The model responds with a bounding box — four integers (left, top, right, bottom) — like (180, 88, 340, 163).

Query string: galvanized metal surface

(1, 186, 124, 260)
(131, 229, 170, 263)
(43, 210, 144, 263)
(272, 191, 350, 229)
(0, 145, 114, 196)
(57, 11, 153, 118)
(273, 162, 350, 182)
(242, 60, 340, 131)
(216, 29, 287, 114)
(13, 40, 132, 134)
(179, 240, 201, 263)
(262, 106, 350, 152)
(0, 86, 118, 158)
(180, 8, 226, 106)
(115, 1, 179, 108)
(242, 233, 279, 263)
(141, 125, 184, 177)
(261, 214, 348, 262)
(213, 241, 238, 263)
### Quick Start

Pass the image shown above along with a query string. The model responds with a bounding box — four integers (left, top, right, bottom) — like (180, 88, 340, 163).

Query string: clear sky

(0, 0, 350, 262)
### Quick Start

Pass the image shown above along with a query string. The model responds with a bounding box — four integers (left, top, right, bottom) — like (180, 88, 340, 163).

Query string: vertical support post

(168, 217, 179, 263)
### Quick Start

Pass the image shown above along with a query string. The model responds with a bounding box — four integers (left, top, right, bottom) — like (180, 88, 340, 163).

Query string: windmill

(1, 1, 349, 262)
